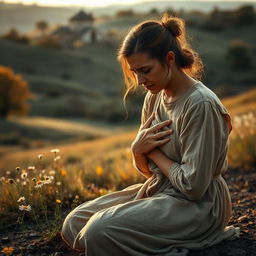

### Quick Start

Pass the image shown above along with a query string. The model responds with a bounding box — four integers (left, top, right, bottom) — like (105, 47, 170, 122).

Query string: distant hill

(0, 1, 256, 33)
(0, 5, 255, 125)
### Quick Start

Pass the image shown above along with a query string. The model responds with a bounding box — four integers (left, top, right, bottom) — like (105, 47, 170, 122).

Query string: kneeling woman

(61, 13, 239, 256)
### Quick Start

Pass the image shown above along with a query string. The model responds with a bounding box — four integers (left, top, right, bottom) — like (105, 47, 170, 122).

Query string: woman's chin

(147, 88, 160, 94)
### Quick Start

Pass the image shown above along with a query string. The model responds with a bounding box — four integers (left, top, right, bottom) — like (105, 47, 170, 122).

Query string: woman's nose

(137, 74, 147, 85)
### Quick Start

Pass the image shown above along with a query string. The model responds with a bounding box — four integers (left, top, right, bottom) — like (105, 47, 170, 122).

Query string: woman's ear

(166, 51, 175, 67)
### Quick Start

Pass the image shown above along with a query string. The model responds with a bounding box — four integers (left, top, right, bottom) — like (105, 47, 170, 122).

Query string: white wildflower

(17, 196, 25, 203)
(54, 156, 61, 161)
(34, 181, 44, 189)
(38, 154, 43, 159)
(21, 172, 28, 179)
(27, 166, 35, 171)
(49, 170, 56, 176)
(19, 205, 32, 212)
(50, 149, 60, 153)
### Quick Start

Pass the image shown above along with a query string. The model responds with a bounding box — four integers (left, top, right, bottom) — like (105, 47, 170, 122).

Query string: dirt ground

(1, 168, 255, 256)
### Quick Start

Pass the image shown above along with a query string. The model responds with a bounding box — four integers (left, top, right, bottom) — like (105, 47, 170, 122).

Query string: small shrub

(225, 40, 252, 70)
(35, 36, 62, 50)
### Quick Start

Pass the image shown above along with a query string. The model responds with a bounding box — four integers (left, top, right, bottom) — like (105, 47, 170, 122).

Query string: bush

(34, 36, 62, 50)
(225, 40, 253, 70)
(116, 9, 134, 17)
(1, 28, 29, 44)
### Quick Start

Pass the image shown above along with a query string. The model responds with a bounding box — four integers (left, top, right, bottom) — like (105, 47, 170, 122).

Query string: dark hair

(117, 13, 204, 101)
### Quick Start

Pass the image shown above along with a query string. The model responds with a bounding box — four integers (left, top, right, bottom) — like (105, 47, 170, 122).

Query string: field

(0, 88, 255, 255)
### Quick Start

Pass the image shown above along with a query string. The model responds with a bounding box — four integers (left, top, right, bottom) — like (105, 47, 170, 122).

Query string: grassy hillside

(0, 115, 134, 156)
(222, 87, 256, 116)
(0, 38, 129, 121)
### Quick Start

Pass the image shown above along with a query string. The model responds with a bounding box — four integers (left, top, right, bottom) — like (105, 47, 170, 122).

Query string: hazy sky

(3, 0, 254, 8)
(4, 0, 151, 7)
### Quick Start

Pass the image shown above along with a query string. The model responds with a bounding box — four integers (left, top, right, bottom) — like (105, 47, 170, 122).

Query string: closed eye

(130, 67, 151, 74)
(141, 68, 151, 74)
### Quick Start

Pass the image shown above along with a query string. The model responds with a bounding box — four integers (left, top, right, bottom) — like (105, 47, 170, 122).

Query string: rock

(52, 252, 63, 256)
(237, 215, 248, 223)
(1, 236, 10, 243)
(28, 232, 40, 239)
(26, 244, 35, 252)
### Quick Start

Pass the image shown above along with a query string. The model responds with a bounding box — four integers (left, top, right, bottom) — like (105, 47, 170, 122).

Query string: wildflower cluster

(0, 148, 68, 237)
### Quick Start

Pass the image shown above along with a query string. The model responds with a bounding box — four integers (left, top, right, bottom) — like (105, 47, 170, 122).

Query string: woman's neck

(164, 68, 198, 99)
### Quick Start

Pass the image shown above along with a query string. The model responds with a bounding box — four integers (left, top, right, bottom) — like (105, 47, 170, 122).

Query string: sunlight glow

(3, 0, 253, 8)
(3, 0, 145, 7)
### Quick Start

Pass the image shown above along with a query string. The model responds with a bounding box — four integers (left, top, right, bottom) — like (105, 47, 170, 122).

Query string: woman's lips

(145, 84, 154, 90)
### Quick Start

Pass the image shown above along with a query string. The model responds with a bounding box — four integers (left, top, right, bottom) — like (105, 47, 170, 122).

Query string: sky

(3, 0, 254, 8)
(3, 0, 150, 7)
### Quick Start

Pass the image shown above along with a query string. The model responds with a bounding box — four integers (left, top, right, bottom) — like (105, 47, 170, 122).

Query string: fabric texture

(61, 81, 240, 256)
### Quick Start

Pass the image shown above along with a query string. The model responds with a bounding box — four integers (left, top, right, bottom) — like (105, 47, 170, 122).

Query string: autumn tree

(0, 66, 34, 119)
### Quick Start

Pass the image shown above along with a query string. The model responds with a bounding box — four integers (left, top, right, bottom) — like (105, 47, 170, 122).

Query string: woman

(61, 14, 240, 255)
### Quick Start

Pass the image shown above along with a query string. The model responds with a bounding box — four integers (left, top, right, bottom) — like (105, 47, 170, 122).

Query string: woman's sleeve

(167, 101, 228, 201)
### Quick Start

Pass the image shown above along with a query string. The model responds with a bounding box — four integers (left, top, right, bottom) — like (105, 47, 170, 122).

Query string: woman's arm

(131, 151, 153, 179)
(131, 112, 173, 179)
(147, 148, 176, 178)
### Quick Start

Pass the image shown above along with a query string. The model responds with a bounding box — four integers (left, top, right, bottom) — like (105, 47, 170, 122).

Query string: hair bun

(161, 14, 183, 37)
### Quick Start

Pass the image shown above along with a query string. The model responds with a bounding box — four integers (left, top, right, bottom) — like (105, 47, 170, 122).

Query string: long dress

(61, 81, 240, 256)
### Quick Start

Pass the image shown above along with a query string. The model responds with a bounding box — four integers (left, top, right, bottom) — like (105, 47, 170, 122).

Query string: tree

(0, 66, 34, 119)
(225, 40, 252, 70)
(35, 20, 49, 36)
(233, 5, 255, 27)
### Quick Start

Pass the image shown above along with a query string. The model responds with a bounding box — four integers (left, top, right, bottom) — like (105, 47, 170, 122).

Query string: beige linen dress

(61, 81, 240, 256)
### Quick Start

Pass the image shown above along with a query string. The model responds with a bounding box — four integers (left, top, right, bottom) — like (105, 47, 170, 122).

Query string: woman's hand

(131, 112, 174, 155)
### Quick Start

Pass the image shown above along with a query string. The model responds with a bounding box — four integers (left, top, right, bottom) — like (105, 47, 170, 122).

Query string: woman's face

(126, 52, 172, 94)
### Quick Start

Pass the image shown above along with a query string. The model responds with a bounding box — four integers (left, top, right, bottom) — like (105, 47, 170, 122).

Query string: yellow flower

(96, 166, 103, 176)
(60, 169, 67, 176)
(1, 246, 14, 255)
(56, 199, 61, 204)
(75, 195, 79, 200)
(16, 167, 20, 171)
